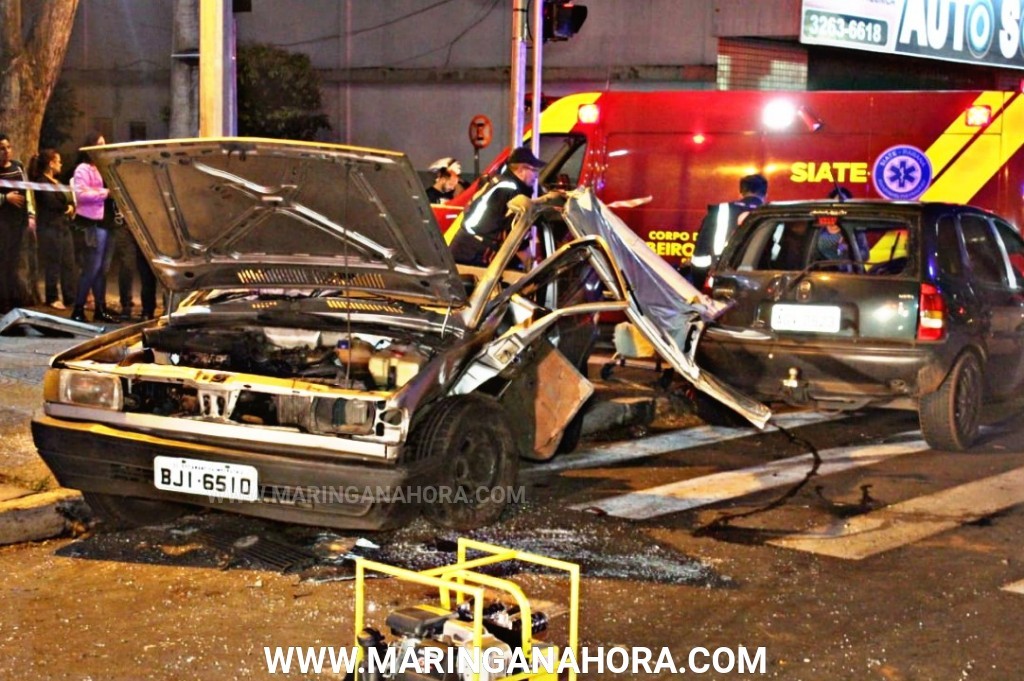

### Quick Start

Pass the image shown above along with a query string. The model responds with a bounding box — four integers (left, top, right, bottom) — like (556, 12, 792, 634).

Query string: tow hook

(781, 367, 809, 402)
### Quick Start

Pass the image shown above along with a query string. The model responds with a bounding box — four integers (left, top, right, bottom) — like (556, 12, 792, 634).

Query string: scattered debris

(0, 308, 105, 338)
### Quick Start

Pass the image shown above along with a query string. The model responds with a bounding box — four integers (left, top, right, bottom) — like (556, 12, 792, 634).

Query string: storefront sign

(801, 0, 1024, 70)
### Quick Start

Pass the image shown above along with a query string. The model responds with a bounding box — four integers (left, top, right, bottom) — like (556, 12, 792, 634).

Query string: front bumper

(696, 329, 954, 407)
(32, 415, 440, 531)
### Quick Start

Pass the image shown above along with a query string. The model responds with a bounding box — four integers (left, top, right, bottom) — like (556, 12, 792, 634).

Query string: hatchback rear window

(727, 215, 913, 276)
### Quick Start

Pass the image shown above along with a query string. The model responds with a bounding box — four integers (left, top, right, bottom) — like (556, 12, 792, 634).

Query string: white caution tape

(606, 195, 653, 208)
(0, 178, 75, 193)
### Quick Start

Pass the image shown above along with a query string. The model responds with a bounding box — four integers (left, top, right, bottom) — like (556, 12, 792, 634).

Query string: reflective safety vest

(691, 196, 763, 268)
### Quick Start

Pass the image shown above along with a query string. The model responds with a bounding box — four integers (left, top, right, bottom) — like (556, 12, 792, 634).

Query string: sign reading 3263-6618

(801, 0, 1024, 70)
(804, 9, 888, 48)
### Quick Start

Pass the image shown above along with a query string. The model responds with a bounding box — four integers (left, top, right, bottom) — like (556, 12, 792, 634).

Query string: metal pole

(226, 13, 238, 136)
(530, 0, 543, 197)
(509, 0, 528, 149)
(199, 0, 232, 137)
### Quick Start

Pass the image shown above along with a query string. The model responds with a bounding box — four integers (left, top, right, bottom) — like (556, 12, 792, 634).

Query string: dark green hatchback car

(697, 200, 1024, 451)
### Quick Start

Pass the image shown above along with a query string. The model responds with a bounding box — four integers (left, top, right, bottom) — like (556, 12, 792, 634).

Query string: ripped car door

(454, 231, 631, 459)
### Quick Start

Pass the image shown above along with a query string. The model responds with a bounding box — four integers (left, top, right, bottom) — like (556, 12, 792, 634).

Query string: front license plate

(771, 304, 841, 333)
(153, 456, 259, 501)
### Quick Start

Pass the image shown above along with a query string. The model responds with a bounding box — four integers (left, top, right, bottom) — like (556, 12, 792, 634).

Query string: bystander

(0, 133, 34, 314)
(29, 149, 76, 310)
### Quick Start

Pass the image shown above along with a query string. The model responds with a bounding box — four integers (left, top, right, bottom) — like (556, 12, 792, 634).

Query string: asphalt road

(2, 334, 1023, 680)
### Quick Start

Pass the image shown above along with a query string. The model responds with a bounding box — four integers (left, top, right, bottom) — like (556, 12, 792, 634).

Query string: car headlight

(57, 370, 123, 410)
(312, 397, 376, 435)
(275, 395, 377, 435)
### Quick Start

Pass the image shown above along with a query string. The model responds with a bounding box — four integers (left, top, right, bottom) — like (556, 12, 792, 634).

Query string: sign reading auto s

(801, 0, 1024, 70)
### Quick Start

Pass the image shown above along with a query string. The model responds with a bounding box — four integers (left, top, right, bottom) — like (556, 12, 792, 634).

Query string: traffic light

(542, 1, 587, 42)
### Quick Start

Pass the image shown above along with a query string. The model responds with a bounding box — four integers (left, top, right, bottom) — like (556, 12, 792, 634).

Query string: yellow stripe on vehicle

(923, 91, 1006, 177)
(923, 92, 1024, 204)
(526, 92, 602, 139)
(443, 209, 465, 244)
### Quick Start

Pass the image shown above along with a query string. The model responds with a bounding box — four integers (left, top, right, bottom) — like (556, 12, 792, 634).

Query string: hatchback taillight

(917, 283, 946, 341)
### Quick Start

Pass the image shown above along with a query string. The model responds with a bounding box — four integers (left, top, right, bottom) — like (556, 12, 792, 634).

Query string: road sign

(468, 115, 493, 149)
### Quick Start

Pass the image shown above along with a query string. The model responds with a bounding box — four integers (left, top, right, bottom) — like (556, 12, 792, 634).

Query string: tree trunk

(0, 0, 80, 163)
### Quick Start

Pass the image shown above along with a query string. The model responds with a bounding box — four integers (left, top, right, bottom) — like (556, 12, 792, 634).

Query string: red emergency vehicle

(438, 89, 1024, 266)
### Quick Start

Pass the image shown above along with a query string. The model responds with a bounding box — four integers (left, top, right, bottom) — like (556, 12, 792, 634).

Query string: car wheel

(83, 492, 190, 529)
(416, 395, 519, 530)
(919, 351, 983, 451)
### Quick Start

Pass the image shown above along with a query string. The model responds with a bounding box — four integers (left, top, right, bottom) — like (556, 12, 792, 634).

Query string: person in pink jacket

(70, 131, 117, 323)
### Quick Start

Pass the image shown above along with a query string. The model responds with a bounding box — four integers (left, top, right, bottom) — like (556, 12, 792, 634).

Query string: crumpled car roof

(563, 189, 772, 429)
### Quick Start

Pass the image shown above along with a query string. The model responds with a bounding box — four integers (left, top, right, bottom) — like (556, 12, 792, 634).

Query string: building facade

(57, 0, 1023, 170)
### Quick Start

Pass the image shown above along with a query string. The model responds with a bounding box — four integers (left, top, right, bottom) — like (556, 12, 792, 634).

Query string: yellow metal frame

(354, 538, 580, 681)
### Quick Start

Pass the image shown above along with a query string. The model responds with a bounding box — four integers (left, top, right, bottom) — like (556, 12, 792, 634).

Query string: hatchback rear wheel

(919, 351, 982, 451)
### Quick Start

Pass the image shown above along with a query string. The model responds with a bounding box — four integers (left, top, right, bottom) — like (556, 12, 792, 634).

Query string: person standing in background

(105, 200, 137, 320)
(0, 133, 34, 314)
(29, 149, 76, 310)
(135, 241, 159, 320)
(426, 167, 459, 204)
(428, 157, 467, 198)
(688, 173, 768, 288)
(70, 131, 118, 324)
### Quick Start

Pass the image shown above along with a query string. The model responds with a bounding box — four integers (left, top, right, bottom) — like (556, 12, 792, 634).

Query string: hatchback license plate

(771, 304, 841, 333)
(154, 456, 258, 501)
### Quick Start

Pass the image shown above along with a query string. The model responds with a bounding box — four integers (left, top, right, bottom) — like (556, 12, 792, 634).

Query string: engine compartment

(138, 324, 435, 391)
(72, 324, 444, 434)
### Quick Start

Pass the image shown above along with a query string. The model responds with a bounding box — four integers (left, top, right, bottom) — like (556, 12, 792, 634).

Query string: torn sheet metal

(562, 189, 772, 429)
(0, 309, 106, 338)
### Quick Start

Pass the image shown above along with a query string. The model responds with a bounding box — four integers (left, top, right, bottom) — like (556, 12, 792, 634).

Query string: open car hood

(88, 138, 467, 305)
(562, 189, 772, 429)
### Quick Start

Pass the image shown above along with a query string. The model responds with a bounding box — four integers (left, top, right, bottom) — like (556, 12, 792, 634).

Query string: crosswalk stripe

(570, 433, 928, 519)
(771, 466, 1024, 560)
(1002, 580, 1024, 595)
(522, 411, 846, 477)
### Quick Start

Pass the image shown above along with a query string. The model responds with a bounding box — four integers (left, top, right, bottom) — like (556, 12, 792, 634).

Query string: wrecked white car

(32, 138, 768, 531)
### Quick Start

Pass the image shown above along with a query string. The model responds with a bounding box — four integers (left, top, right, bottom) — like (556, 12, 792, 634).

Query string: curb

(0, 488, 83, 545)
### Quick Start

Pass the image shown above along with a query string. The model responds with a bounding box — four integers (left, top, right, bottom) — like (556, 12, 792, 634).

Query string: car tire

(83, 492, 190, 529)
(416, 395, 519, 530)
(919, 351, 983, 451)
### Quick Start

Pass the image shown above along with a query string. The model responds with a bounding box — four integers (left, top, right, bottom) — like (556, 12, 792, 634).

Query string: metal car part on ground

(31, 138, 767, 532)
(697, 200, 1024, 450)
